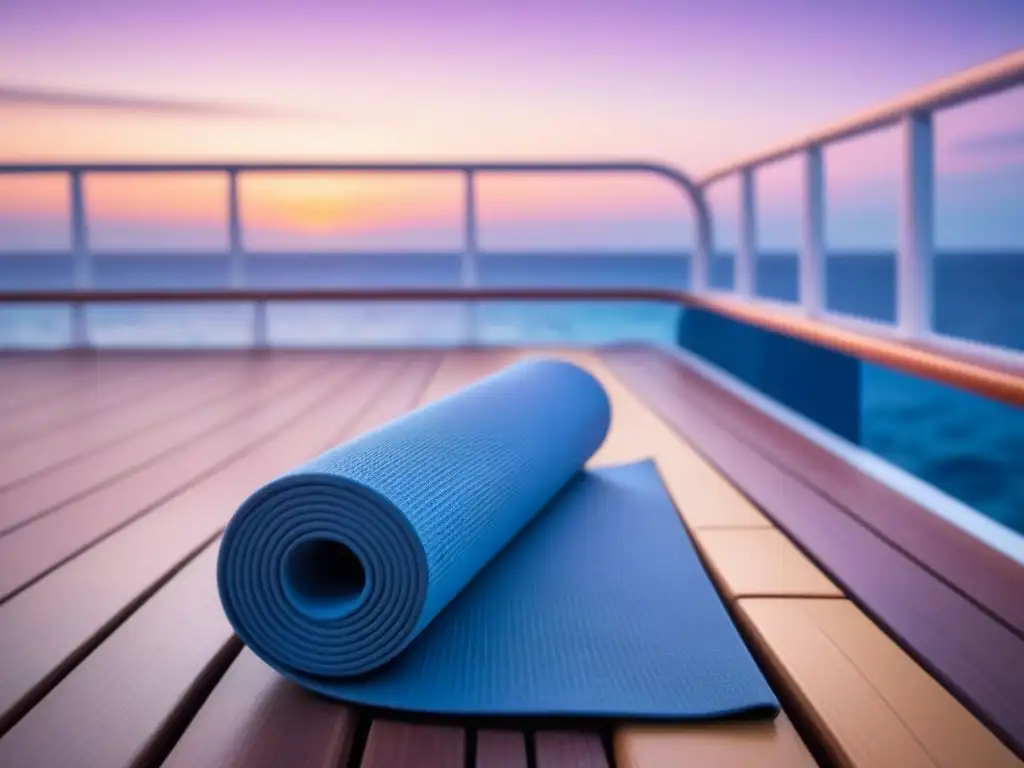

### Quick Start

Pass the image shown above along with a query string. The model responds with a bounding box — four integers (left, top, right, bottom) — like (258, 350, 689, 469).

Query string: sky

(0, 0, 1022, 254)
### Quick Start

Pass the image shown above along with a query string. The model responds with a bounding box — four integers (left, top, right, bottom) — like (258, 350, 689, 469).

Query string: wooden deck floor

(0, 347, 1020, 768)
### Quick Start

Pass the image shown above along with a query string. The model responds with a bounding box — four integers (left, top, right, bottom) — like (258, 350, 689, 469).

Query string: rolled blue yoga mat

(218, 358, 779, 719)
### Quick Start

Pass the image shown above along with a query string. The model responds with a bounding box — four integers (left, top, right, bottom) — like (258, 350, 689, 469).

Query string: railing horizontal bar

(921, 331, 1024, 377)
(0, 160, 687, 176)
(0, 250, 468, 260)
(0, 288, 1021, 407)
(0, 251, 76, 259)
(827, 306, 1024, 374)
(819, 308, 899, 337)
(0, 288, 684, 303)
(0, 249, 691, 261)
(698, 48, 1024, 185)
(472, 250, 690, 259)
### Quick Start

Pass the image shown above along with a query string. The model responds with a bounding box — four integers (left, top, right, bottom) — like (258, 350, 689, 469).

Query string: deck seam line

(0, 532, 223, 737)
(0, 352, 427, 746)
(0, 356, 340, 538)
(0, 354, 376, 606)
(659, 342, 1024, 565)
(0, 362, 265, 493)
(798, 600, 943, 766)
(602, 348, 1024, 757)
(0, 358, 210, 446)
(612, 350, 1024, 643)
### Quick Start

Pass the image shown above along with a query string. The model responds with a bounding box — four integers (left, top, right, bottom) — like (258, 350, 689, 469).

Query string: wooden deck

(0, 347, 1021, 768)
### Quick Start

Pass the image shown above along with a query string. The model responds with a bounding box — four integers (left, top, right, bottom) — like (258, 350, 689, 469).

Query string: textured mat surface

(218, 358, 779, 719)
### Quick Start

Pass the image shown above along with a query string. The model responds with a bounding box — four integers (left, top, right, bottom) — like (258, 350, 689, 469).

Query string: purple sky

(0, 0, 1022, 250)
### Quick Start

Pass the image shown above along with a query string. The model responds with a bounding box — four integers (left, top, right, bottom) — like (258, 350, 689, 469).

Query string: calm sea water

(1, 250, 1022, 534)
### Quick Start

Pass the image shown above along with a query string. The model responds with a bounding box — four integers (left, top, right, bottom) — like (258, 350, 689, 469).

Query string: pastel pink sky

(1, 0, 1022, 251)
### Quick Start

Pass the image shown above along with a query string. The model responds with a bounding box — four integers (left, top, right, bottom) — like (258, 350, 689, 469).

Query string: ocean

(1, 250, 1022, 535)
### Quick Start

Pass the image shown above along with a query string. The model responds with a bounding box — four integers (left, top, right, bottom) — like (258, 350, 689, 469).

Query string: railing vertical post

(897, 111, 935, 338)
(69, 170, 90, 349)
(800, 146, 826, 317)
(690, 187, 712, 293)
(228, 169, 244, 289)
(463, 169, 480, 345)
(253, 301, 269, 349)
(736, 167, 756, 297)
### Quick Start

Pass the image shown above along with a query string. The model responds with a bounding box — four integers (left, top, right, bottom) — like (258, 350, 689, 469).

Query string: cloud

(0, 84, 324, 121)
(954, 126, 1024, 154)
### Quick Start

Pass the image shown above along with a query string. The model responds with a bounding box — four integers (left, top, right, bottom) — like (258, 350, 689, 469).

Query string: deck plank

(0, 353, 437, 733)
(692, 528, 842, 599)
(556, 350, 772, 529)
(159, 349, 502, 768)
(615, 713, 816, 768)
(162, 648, 358, 768)
(0, 355, 336, 534)
(416, 347, 525, 406)
(534, 731, 609, 768)
(0, 354, 172, 416)
(0, 543, 240, 768)
(361, 720, 465, 768)
(612, 346, 1024, 640)
(0, 356, 267, 489)
(543, 351, 821, 763)
(0, 354, 353, 598)
(0, 356, 210, 447)
(7, 347, 1014, 767)
(738, 598, 1021, 768)
(601, 347, 1024, 757)
(476, 729, 529, 768)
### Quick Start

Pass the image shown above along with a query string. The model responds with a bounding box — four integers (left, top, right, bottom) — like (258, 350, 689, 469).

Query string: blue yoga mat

(218, 358, 779, 719)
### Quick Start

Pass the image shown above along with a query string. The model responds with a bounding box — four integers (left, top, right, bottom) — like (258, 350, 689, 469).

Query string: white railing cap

(699, 48, 1024, 185)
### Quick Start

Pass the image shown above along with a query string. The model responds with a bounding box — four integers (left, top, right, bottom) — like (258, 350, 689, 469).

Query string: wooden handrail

(1, 288, 1021, 408)
(680, 293, 1024, 406)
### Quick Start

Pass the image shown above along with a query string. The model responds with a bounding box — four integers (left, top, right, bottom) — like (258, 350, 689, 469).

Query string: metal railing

(0, 161, 709, 347)
(697, 48, 1024, 344)
(0, 50, 1022, 378)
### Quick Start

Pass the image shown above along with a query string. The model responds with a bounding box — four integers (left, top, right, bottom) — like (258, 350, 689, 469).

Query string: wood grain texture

(0, 543, 239, 768)
(476, 729, 529, 768)
(612, 346, 1024, 638)
(416, 348, 525, 407)
(162, 648, 357, 768)
(0, 357, 260, 489)
(0, 356, 203, 447)
(0, 354, 172, 416)
(0, 354, 352, 598)
(738, 598, 1022, 768)
(534, 731, 609, 768)
(360, 720, 465, 768)
(602, 347, 1024, 756)
(544, 351, 820, 764)
(693, 528, 842, 599)
(0, 353, 437, 730)
(0, 355, 334, 534)
(555, 350, 772, 529)
(615, 713, 817, 768)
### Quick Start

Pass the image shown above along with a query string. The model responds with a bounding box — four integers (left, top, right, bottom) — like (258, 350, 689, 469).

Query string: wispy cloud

(955, 126, 1024, 154)
(0, 84, 324, 121)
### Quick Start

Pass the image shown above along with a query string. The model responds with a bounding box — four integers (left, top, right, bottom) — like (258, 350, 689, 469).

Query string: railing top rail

(0, 158, 695, 180)
(698, 48, 1024, 185)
